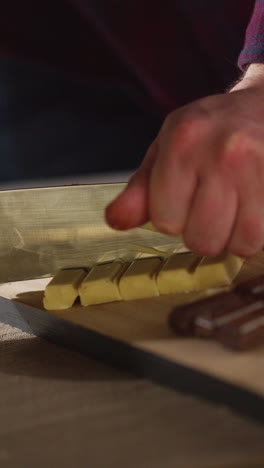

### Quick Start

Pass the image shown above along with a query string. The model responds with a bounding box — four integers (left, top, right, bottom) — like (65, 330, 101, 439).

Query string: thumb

(105, 140, 157, 230)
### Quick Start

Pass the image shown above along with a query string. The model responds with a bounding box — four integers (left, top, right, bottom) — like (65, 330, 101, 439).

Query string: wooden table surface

(0, 175, 264, 468)
(0, 321, 263, 468)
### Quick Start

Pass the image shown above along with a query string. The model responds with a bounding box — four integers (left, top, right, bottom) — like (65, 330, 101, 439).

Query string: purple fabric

(239, 0, 264, 69)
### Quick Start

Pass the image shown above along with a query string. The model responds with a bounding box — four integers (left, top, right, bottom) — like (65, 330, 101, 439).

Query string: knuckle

(162, 106, 210, 158)
(221, 130, 257, 171)
(172, 115, 208, 150)
(162, 111, 177, 136)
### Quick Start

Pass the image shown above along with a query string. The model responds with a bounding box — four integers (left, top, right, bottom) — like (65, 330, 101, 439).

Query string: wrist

(230, 63, 264, 93)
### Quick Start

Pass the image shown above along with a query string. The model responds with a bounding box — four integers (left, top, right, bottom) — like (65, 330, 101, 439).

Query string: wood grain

(0, 253, 264, 420)
(1, 325, 264, 468)
(1, 255, 264, 467)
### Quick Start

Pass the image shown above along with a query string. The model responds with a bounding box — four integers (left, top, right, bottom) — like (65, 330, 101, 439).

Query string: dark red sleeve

(238, 1, 264, 69)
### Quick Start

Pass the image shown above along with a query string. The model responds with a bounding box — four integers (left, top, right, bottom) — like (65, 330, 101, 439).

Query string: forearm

(230, 64, 264, 92)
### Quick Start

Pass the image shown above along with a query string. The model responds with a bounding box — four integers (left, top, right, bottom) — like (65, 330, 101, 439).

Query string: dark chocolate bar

(217, 310, 264, 350)
(235, 275, 264, 297)
(169, 292, 246, 336)
(194, 299, 264, 338)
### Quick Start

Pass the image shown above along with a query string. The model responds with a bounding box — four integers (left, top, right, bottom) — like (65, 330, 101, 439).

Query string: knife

(0, 183, 187, 283)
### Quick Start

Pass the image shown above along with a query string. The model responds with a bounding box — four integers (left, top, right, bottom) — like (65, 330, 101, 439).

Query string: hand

(105, 64, 264, 257)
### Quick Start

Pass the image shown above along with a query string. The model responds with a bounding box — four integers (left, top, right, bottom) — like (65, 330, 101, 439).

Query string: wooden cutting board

(0, 253, 264, 423)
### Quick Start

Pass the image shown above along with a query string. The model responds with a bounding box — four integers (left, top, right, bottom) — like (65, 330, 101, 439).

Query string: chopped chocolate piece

(217, 310, 264, 350)
(194, 296, 259, 338)
(169, 292, 246, 336)
(235, 275, 264, 297)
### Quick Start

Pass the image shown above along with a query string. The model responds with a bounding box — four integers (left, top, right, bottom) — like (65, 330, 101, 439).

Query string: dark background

(0, 0, 254, 182)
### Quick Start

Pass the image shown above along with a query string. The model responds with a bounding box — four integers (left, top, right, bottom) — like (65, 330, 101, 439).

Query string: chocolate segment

(217, 309, 264, 350)
(194, 299, 264, 338)
(193, 254, 244, 290)
(43, 268, 87, 310)
(79, 261, 126, 306)
(235, 275, 264, 297)
(169, 292, 246, 336)
(119, 257, 162, 300)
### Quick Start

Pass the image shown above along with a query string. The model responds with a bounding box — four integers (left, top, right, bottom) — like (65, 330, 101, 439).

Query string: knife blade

(0, 183, 187, 283)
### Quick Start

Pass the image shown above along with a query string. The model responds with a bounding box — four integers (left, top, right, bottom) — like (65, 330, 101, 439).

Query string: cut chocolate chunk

(193, 253, 244, 290)
(217, 309, 264, 350)
(235, 275, 264, 297)
(79, 261, 126, 306)
(194, 298, 264, 338)
(169, 292, 246, 336)
(157, 253, 197, 295)
(44, 268, 87, 310)
(119, 257, 162, 300)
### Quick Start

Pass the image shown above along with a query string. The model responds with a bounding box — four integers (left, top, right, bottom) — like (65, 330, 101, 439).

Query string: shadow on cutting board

(0, 334, 136, 381)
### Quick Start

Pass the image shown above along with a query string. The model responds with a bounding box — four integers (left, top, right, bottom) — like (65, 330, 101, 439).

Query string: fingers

(184, 174, 237, 256)
(148, 114, 210, 235)
(184, 130, 264, 256)
(227, 164, 264, 257)
(149, 153, 197, 235)
(228, 201, 264, 257)
(106, 91, 264, 258)
(105, 179, 149, 230)
(105, 140, 157, 229)
(223, 130, 264, 257)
